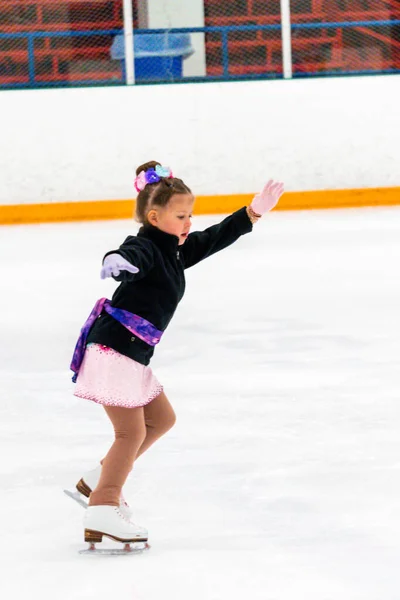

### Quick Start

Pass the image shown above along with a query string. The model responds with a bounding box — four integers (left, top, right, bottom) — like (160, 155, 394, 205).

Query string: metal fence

(0, 1, 399, 89)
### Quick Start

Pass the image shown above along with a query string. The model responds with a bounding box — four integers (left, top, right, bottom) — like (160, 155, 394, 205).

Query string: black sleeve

(180, 207, 253, 270)
(103, 236, 155, 282)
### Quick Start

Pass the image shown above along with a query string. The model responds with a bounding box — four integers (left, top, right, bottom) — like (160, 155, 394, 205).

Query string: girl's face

(147, 193, 195, 245)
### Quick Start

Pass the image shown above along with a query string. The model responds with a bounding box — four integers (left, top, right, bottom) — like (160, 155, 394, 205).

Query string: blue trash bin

(111, 33, 194, 82)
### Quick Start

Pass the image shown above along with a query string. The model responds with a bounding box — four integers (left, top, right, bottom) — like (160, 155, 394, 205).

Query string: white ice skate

(63, 465, 133, 519)
(81, 505, 150, 555)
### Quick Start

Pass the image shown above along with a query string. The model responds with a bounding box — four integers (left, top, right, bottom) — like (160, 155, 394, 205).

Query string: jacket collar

(137, 224, 180, 253)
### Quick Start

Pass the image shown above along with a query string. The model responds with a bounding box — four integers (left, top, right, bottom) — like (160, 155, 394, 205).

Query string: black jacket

(86, 207, 253, 365)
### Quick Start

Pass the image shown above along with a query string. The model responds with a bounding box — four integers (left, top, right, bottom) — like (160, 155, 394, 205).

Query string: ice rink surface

(1, 207, 399, 600)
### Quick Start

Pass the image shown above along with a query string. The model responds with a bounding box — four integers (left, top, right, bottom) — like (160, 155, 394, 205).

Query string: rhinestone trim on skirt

(73, 344, 163, 408)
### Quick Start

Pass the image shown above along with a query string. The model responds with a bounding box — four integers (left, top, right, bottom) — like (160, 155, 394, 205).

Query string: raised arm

(180, 207, 253, 269)
(181, 179, 284, 269)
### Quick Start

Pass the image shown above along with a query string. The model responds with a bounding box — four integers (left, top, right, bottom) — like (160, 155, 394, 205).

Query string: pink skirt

(73, 343, 163, 408)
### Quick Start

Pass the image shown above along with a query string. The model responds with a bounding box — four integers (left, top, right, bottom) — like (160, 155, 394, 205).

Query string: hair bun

(136, 161, 161, 177)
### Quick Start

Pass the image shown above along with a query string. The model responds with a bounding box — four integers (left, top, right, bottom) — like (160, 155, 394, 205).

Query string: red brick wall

(0, 1, 127, 85)
(204, 0, 400, 75)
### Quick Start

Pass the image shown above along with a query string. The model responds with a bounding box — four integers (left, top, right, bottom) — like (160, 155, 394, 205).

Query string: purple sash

(70, 298, 163, 382)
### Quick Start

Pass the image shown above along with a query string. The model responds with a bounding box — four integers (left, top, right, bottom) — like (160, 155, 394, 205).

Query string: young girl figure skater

(70, 160, 284, 548)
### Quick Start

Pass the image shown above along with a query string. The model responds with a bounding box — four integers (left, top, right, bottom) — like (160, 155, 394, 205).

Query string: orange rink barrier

(1, 187, 399, 225)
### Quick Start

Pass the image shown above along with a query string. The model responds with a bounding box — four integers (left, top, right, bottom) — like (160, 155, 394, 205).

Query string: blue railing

(1, 19, 400, 89)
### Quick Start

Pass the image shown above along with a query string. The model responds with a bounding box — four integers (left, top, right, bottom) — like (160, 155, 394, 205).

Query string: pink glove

(250, 180, 285, 216)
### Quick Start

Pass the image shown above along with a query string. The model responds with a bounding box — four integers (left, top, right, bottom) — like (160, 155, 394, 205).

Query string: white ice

(1, 207, 400, 600)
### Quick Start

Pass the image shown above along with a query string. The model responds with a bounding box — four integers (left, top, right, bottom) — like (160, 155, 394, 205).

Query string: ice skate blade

(79, 542, 150, 556)
(63, 489, 88, 509)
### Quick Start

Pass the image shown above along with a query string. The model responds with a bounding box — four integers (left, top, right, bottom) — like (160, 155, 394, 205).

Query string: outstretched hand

(250, 180, 285, 216)
(100, 253, 139, 280)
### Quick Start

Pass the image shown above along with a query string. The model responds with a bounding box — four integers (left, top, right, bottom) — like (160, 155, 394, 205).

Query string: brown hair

(135, 160, 192, 224)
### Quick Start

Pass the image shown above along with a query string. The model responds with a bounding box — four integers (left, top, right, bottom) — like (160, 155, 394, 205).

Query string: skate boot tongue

(118, 491, 133, 520)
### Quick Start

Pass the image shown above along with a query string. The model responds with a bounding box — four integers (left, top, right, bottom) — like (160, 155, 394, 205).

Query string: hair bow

(134, 165, 174, 192)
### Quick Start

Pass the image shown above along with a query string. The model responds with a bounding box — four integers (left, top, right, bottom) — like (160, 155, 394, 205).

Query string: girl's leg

(89, 405, 147, 507)
(135, 391, 176, 459)
(93, 392, 175, 499)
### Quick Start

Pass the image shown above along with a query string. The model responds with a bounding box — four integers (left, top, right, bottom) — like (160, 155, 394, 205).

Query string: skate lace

(114, 507, 144, 532)
(114, 506, 131, 523)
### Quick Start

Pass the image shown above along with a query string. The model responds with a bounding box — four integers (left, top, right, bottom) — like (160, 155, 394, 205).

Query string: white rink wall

(0, 74, 399, 206)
